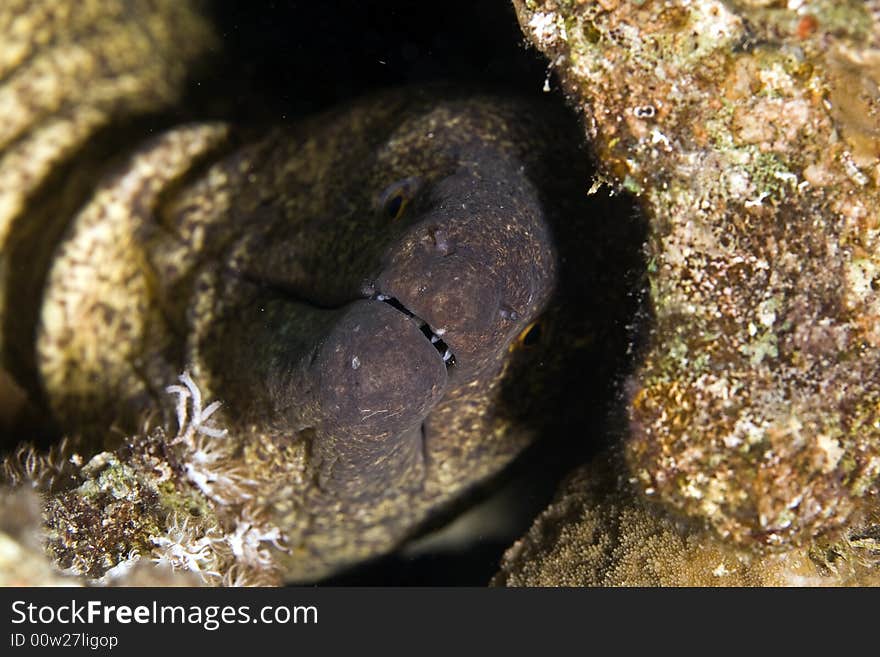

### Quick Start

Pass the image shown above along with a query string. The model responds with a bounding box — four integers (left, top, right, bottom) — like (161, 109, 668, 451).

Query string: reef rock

(493, 452, 880, 586)
(513, 0, 880, 547)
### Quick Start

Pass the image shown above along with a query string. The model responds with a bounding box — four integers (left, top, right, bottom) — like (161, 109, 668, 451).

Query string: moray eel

(0, 1, 642, 581)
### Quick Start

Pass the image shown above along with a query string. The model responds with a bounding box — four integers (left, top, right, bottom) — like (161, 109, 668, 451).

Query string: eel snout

(376, 254, 503, 378)
(373, 186, 555, 380)
(308, 299, 448, 442)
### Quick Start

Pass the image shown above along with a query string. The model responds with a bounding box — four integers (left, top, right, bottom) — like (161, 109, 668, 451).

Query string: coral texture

(513, 0, 880, 547)
(494, 452, 880, 586)
(2, 374, 285, 586)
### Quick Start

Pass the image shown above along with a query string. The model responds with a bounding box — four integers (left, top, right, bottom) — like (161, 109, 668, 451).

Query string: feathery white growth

(156, 372, 286, 585)
(166, 371, 228, 444)
(151, 511, 284, 587)
(164, 371, 250, 502)
(182, 459, 253, 505)
(1, 436, 79, 490)
(97, 553, 141, 584)
(151, 515, 224, 580)
(223, 566, 258, 587)
(226, 504, 287, 569)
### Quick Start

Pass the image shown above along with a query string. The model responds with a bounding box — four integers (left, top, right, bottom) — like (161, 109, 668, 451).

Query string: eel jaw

(373, 292, 456, 368)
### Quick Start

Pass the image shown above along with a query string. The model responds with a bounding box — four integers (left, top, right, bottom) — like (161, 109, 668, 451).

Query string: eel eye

(385, 193, 406, 219)
(512, 320, 543, 351)
(378, 176, 420, 220)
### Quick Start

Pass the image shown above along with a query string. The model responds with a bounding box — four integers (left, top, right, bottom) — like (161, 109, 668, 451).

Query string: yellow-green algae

(514, 0, 880, 547)
(3, 412, 286, 586)
(493, 451, 880, 586)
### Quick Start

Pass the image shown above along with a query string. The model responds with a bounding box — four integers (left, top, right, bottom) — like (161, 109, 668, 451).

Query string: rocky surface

(494, 452, 880, 586)
(513, 0, 880, 549)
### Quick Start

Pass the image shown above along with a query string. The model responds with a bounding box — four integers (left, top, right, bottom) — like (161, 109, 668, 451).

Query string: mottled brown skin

(36, 92, 609, 580)
(0, 1, 643, 581)
(0, 0, 215, 432)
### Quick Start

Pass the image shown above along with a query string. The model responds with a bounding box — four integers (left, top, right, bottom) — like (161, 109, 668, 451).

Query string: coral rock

(493, 453, 880, 586)
(513, 0, 880, 546)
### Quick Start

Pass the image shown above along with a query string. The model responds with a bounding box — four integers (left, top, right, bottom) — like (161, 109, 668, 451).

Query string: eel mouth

(373, 293, 455, 368)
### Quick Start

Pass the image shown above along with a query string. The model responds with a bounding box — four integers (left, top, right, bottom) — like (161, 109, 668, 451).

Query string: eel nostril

(499, 304, 520, 321)
(428, 227, 455, 256)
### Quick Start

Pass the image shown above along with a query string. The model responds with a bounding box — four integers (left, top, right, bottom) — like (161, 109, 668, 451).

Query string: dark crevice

(225, 266, 352, 311)
(204, 0, 552, 124)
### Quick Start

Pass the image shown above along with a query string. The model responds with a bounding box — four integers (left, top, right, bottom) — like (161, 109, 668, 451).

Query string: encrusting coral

(2, 373, 285, 586)
(512, 0, 880, 549)
(493, 451, 880, 586)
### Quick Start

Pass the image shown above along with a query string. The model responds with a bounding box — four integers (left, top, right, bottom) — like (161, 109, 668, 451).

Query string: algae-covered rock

(0, 487, 78, 586)
(0, 483, 203, 586)
(493, 452, 880, 586)
(513, 0, 880, 547)
(2, 383, 286, 586)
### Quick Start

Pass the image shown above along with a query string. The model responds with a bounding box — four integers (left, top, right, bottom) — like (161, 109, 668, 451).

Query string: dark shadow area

(324, 542, 517, 586)
(203, 0, 553, 121)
